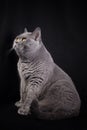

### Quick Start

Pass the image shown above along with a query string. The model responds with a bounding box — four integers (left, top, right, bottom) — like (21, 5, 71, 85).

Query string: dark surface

(0, 104, 87, 130)
(0, 1, 87, 129)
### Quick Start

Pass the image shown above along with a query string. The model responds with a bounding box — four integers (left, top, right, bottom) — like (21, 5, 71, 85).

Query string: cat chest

(18, 64, 31, 78)
(18, 61, 40, 80)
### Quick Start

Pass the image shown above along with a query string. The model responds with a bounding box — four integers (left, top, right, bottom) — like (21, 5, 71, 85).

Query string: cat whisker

(6, 47, 14, 56)
(9, 47, 14, 52)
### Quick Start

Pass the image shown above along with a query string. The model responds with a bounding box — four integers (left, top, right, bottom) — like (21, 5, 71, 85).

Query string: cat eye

(15, 37, 27, 43)
(15, 38, 21, 43)
(22, 37, 26, 42)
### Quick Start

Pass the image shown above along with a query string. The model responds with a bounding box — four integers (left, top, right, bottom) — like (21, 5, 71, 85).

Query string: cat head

(13, 27, 42, 59)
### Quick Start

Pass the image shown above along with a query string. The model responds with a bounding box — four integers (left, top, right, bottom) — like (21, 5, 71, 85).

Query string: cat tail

(30, 100, 57, 120)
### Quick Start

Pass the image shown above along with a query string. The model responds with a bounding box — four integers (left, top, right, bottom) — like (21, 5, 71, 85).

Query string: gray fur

(13, 27, 81, 120)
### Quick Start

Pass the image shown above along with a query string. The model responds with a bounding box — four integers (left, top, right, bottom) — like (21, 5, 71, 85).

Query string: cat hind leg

(30, 99, 57, 120)
(30, 98, 80, 120)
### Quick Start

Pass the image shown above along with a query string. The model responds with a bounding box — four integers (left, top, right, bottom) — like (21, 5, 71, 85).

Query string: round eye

(15, 38, 20, 43)
(22, 37, 26, 42)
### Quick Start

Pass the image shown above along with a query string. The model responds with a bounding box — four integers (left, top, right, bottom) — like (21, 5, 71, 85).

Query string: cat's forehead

(16, 32, 32, 38)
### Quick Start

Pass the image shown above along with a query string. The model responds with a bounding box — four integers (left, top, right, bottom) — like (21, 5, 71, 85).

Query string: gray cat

(13, 27, 81, 120)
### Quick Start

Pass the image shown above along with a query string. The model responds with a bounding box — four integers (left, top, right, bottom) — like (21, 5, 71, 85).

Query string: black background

(0, 1, 87, 129)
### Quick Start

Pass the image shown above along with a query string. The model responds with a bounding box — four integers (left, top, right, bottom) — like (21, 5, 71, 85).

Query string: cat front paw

(18, 106, 31, 115)
(15, 100, 23, 107)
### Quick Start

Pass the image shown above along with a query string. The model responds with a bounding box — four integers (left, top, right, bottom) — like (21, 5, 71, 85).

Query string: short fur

(13, 27, 81, 120)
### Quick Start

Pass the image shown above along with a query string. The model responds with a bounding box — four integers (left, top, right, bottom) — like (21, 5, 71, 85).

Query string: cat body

(13, 27, 81, 120)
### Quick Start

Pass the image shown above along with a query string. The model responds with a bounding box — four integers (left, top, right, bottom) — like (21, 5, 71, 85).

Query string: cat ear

(24, 28, 28, 33)
(32, 27, 41, 41)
